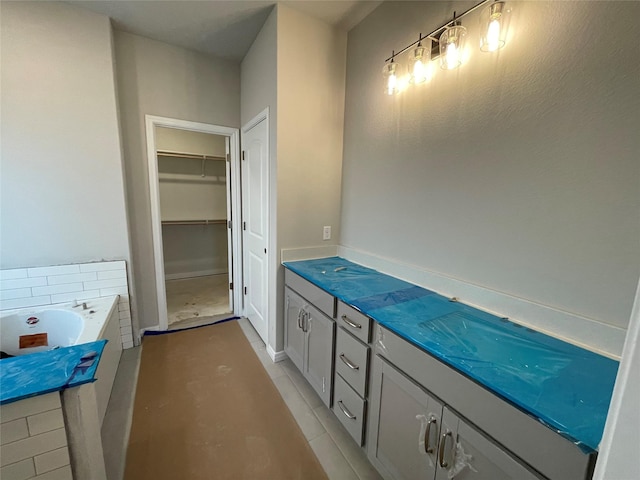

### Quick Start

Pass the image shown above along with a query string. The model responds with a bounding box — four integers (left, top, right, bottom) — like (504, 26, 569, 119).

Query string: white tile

(0, 418, 29, 445)
(120, 325, 132, 336)
(0, 393, 61, 423)
(83, 279, 126, 291)
(50, 290, 101, 304)
(34, 465, 73, 480)
(309, 433, 359, 480)
(0, 458, 35, 480)
(27, 409, 64, 437)
(28, 265, 80, 278)
(32, 284, 83, 297)
(79, 261, 125, 273)
(119, 310, 131, 320)
(121, 333, 133, 344)
(97, 270, 127, 280)
(100, 286, 128, 297)
(0, 277, 47, 291)
(0, 428, 67, 467)
(0, 269, 28, 280)
(119, 316, 132, 327)
(0, 296, 51, 311)
(34, 446, 69, 475)
(0, 288, 32, 300)
(118, 300, 130, 312)
(122, 341, 134, 349)
(47, 272, 97, 285)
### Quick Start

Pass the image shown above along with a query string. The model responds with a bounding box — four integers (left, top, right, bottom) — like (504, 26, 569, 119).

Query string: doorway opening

(145, 116, 242, 331)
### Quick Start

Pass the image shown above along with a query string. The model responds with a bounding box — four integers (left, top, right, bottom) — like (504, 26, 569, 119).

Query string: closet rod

(161, 219, 227, 226)
(156, 150, 226, 161)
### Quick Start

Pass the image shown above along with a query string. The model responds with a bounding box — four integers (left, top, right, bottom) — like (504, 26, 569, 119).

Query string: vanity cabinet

(368, 355, 542, 480)
(284, 280, 335, 408)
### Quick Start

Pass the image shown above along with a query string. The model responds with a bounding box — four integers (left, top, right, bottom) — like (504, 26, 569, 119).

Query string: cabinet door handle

(438, 430, 453, 468)
(337, 400, 356, 420)
(425, 417, 436, 454)
(339, 353, 360, 370)
(297, 309, 303, 329)
(341, 314, 362, 329)
(303, 312, 309, 332)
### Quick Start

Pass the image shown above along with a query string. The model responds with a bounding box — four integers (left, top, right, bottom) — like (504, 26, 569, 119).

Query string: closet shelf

(157, 150, 226, 162)
(158, 172, 225, 182)
(162, 219, 227, 226)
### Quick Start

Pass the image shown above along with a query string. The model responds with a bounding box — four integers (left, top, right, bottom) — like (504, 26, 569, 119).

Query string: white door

(225, 136, 234, 310)
(241, 118, 268, 343)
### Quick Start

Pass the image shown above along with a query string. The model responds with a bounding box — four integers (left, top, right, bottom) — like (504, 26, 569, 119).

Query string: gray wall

(341, 1, 640, 331)
(114, 30, 240, 329)
(0, 2, 130, 270)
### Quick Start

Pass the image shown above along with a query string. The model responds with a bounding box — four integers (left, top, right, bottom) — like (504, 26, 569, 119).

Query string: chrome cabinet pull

(339, 353, 360, 370)
(337, 400, 356, 420)
(438, 431, 453, 468)
(297, 309, 303, 329)
(425, 417, 436, 454)
(341, 314, 362, 329)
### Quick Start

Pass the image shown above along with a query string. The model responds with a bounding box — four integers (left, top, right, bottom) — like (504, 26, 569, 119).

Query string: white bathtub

(0, 296, 122, 424)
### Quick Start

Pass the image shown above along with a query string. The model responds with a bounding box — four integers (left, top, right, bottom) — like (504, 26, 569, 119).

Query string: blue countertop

(0, 340, 107, 405)
(283, 257, 619, 453)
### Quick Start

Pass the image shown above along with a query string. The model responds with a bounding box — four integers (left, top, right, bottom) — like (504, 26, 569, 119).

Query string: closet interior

(156, 127, 232, 326)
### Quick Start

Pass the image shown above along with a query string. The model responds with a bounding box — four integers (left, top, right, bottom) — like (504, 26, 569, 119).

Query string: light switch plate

(323, 226, 331, 240)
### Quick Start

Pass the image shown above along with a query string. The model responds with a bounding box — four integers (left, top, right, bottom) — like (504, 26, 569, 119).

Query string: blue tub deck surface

(283, 257, 619, 453)
(0, 340, 107, 405)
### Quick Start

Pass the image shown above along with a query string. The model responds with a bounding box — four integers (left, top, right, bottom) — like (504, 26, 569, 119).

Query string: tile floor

(101, 318, 382, 480)
(165, 274, 231, 325)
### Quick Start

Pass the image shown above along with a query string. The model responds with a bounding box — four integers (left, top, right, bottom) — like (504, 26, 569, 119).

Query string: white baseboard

(267, 344, 288, 363)
(338, 246, 626, 359)
(281, 245, 338, 263)
(165, 268, 227, 281)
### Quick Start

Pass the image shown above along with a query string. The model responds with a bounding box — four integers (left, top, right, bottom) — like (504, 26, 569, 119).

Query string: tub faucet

(72, 300, 88, 310)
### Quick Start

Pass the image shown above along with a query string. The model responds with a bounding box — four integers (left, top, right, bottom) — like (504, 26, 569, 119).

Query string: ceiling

(67, 1, 382, 61)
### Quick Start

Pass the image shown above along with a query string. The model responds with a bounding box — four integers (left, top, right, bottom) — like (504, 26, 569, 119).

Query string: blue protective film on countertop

(284, 257, 619, 453)
(0, 340, 107, 405)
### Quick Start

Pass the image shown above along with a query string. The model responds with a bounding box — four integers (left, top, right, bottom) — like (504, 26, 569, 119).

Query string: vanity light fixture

(382, 0, 511, 94)
(382, 52, 402, 95)
(439, 17, 467, 70)
(480, 0, 510, 52)
(408, 35, 432, 84)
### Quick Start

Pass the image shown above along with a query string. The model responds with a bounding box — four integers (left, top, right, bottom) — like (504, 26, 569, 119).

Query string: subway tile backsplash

(0, 260, 134, 349)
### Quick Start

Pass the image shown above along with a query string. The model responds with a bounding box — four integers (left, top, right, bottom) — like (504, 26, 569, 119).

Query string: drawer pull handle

(341, 314, 362, 329)
(425, 417, 436, 454)
(439, 430, 453, 468)
(337, 400, 356, 420)
(339, 353, 360, 370)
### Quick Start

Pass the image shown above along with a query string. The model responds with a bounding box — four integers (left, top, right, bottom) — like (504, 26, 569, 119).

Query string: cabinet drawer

(335, 327, 369, 397)
(285, 269, 336, 318)
(333, 373, 366, 446)
(337, 301, 371, 343)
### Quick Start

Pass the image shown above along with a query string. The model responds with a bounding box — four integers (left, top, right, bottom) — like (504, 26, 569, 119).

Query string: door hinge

(228, 220, 232, 229)
(229, 282, 233, 290)
(242, 150, 245, 161)
(243, 221, 246, 230)
(244, 286, 247, 295)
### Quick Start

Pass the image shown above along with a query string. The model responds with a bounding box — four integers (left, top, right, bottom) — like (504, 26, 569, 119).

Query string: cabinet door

(368, 356, 442, 480)
(284, 287, 305, 372)
(435, 407, 542, 480)
(304, 302, 335, 407)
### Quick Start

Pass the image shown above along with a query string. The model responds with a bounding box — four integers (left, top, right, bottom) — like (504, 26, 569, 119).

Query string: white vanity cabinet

(368, 325, 596, 480)
(284, 272, 336, 408)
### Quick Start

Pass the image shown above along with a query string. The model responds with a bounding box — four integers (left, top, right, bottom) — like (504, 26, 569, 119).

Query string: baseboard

(165, 269, 227, 281)
(338, 245, 626, 359)
(267, 344, 288, 363)
(281, 245, 338, 263)
(139, 325, 160, 341)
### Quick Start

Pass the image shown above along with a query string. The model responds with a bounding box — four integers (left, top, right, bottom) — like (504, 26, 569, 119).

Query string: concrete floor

(165, 274, 231, 325)
(101, 318, 382, 480)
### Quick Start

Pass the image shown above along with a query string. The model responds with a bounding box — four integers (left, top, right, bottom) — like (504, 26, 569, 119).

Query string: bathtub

(0, 296, 122, 425)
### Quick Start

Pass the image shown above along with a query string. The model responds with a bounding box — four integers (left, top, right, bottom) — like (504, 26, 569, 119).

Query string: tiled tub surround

(0, 261, 133, 349)
(283, 257, 619, 454)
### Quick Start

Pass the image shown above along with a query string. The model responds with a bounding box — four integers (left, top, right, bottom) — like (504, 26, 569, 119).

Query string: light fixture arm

(384, 0, 492, 63)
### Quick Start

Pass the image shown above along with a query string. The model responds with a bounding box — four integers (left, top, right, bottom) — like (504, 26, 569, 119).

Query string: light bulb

(446, 41, 459, 69)
(486, 19, 501, 51)
(387, 72, 397, 95)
